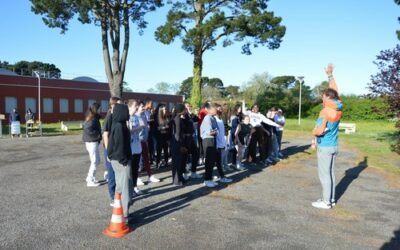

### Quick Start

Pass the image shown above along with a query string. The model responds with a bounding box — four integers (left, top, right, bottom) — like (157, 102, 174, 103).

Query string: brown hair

(323, 88, 339, 100)
(86, 102, 100, 121)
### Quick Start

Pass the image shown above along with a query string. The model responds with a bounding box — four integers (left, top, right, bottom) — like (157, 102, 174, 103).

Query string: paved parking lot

(0, 135, 399, 249)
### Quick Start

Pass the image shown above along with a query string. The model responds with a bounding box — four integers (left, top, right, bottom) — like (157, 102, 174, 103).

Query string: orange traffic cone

(103, 192, 131, 238)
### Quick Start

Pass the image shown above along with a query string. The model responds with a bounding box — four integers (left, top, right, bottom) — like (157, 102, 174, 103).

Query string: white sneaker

(149, 175, 160, 183)
(186, 163, 192, 172)
(183, 173, 190, 181)
(190, 172, 202, 179)
(87, 181, 100, 187)
(110, 200, 114, 207)
(103, 171, 108, 181)
(137, 178, 145, 186)
(204, 180, 217, 188)
(331, 200, 336, 207)
(219, 177, 233, 183)
(236, 163, 245, 170)
(134, 187, 143, 195)
(312, 199, 332, 209)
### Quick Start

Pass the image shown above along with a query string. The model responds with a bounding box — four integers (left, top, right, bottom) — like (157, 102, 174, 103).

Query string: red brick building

(0, 72, 184, 123)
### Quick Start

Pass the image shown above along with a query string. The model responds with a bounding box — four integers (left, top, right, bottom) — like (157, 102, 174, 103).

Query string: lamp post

(296, 76, 304, 126)
(33, 71, 42, 136)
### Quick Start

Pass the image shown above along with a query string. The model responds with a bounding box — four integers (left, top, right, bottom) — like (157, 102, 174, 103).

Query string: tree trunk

(191, 1, 204, 108)
(100, 2, 129, 98)
(191, 49, 203, 108)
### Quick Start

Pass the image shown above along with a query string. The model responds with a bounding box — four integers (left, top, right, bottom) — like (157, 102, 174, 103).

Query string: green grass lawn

(1, 122, 83, 137)
(285, 118, 399, 173)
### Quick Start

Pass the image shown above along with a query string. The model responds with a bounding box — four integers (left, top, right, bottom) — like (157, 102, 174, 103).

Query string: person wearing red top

(197, 103, 209, 165)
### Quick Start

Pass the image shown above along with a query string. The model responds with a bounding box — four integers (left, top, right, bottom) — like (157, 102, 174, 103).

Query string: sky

(0, 0, 399, 95)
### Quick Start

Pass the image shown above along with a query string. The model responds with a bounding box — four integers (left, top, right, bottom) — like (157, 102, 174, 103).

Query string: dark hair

(202, 101, 210, 109)
(323, 88, 339, 100)
(175, 103, 186, 115)
(251, 103, 259, 111)
(269, 107, 277, 112)
(109, 96, 121, 110)
(156, 103, 168, 124)
(86, 102, 101, 121)
(204, 102, 217, 110)
(233, 104, 241, 114)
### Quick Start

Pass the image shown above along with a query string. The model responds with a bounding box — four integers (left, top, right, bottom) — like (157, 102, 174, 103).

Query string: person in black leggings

(154, 104, 171, 168)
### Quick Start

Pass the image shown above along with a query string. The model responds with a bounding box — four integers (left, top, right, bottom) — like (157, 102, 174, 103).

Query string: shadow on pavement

(130, 162, 265, 229)
(380, 227, 400, 250)
(281, 144, 311, 157)
(335, 156, 368, 202)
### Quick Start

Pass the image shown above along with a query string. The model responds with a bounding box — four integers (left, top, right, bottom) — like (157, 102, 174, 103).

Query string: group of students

(82, 97, 286, 220)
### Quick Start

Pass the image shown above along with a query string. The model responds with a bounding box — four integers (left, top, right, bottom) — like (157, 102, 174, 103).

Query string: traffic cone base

(103, 192, 132, 238)
(103, 224, 131, 238)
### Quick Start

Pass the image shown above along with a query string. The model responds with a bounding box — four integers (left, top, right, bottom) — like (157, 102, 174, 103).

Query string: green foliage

(147, 82, 179, 94)
(178, 76, 225, 100)
(156, 0, 285, 108)
(311, 81, 329, 99)
(225, 85, 240, 98)
(307, 95, 391, 121)
(30, 0, 163, 97)
(241, 73, 314, 117)
(0, 60, 61, 78)
(156, 0, 285, 55)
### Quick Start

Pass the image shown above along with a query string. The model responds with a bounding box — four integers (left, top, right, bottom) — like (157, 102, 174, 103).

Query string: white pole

(34, 71, 42, 136)
(297, 76, 304, 126)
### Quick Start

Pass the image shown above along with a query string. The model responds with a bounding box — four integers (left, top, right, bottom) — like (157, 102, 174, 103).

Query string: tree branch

(202, 32, 227, 53)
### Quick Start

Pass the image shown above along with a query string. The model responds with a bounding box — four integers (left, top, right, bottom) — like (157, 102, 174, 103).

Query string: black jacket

(83, 114, 102, 143)
(107, 104, 131, 166)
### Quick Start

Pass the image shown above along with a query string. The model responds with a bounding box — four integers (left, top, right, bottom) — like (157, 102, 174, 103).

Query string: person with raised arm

(311, 64, 343, 209)
(241, 101, 281, 164)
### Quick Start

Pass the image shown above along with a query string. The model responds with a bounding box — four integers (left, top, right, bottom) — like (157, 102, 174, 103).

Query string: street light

(296, 76, 304, 126)
(33, 71, 42, 136)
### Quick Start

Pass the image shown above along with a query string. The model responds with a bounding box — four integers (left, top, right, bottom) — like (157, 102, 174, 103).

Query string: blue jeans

(104, 148, 116, 201)
(268, 134, 280, 161)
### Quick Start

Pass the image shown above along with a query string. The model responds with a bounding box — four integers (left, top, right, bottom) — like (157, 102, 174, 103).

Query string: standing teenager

(83, 103, 102, 187)
(128, 100, 145, 196)
(138, 101, 161, 184)
(312, 64, 343, 209)
(200, 103, 232, 188)
(234, 115, 252, 170)
(184, 102, 201, 179)
(242, 101, 281, 164)
(107, 103, 133, 220)
(103, 97, 121, 206)
(215, 105, 230, 172)
(230, 104, 242, 167)
(154, 104, 171, 168)
(170, 104, 190, 186)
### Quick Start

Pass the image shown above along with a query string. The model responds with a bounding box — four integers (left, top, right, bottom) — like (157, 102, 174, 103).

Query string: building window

(74, 99, 83, 113)
(5, 96, 17, 113)
(88, 99, 96, 108)
(43, 98, 53, 113)
(60, 99, 69, 113)
(25, 97, 37, 113)
(101, 100, 108, 113)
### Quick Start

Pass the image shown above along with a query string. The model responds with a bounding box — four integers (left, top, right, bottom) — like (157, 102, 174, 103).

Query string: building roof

(72, 76, 99, 82)
(0, 68, 18, 76)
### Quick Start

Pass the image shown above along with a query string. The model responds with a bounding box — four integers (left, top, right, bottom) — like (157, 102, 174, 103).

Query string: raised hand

(325, 63, 334, 76)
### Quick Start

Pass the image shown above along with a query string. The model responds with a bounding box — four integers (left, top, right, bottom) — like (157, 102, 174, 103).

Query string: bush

(307, 95, 390, 121)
